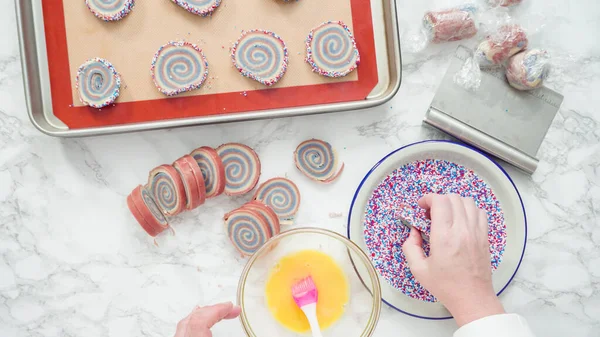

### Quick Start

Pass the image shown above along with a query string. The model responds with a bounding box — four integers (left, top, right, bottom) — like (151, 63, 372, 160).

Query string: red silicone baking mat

(42, 0, 378, 129)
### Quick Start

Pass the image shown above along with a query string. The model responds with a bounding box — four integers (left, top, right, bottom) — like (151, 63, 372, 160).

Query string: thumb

(402, 228, 428, 278)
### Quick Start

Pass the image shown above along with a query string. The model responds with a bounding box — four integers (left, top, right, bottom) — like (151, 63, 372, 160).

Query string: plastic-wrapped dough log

(423, 5, 479, 43)
(488, 0, 523, 7)
(405, 4, 479, 52)
(506, 49, 551, 90)
(475, 24, 528, 67)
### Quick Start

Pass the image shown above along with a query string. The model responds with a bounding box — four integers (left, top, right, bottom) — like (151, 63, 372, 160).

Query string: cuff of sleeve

(454, 313, 534, 337)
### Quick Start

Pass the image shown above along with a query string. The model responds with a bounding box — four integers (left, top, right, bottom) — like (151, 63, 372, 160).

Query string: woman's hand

(174, 302, 241, 337)
(402, 193, 505, 326)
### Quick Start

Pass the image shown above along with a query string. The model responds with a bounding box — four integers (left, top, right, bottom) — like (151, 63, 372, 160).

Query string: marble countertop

(1, 0, 599, 336)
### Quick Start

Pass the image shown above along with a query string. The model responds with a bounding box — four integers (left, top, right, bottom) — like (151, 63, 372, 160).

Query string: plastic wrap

(423, 5, 479, 43)
(506, 49, 550, 90)
(475, 24, 528, 67)
(488, 0, 523, 7)
(404, 4, 480, 53)
(454, 23, 529, 91)
(453, 51, 482, 91)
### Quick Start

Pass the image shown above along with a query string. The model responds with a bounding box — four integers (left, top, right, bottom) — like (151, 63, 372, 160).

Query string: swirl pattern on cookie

(231, 29, 289, 86)
(151, 41, 209, 96)
(253, 177, 301, 222)
(306, 21, 360, 78)
(216, 143, 261, 196)
(140, 187, 168, 225)
(127, 185, 169, 237)
(294, 139, 344, 183)
(191, 146, 226, 198)
(86, 0, 135, 21)
(170, 0, 221, 16)
(76, 58, 121, 109)
(149, 165, 187, 216)
(242, 201, 280, 237)
(224, 208, 271, 256)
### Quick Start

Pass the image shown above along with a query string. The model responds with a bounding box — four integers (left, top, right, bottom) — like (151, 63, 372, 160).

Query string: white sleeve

(454, 314, 535, 337)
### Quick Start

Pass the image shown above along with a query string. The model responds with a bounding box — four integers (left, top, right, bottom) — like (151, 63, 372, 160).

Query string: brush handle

(301, 303, 323, 337)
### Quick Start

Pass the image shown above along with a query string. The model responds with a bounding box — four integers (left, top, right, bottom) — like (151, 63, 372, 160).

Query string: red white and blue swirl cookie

(127, 185, 169, 237)
(173, 155, 207, 210)
(294, 139, 344, 183)
(148, 164, 187, 216)
(76, 58, 121, 109)
(151, 41, 209, 96)
(224, 208, 271, 256)
(86, 0, 135, 21)
(306, 21, 360, 78)
(231, 30, 289, 86)
(253, 177, 301, 224)
(190, 146, 226, 198)
(170, 0, 221, 16)
(216, 143, 261, 196)
(242, 201, 280, 237)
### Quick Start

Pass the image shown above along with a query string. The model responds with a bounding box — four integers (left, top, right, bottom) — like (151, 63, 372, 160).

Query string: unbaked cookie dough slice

(306, 21, 360, 78)
(85, 0, 135, 22)
(294, 139, 344, 183)
(231, 29, 289, 86)
(170, 0, 222, 16)
(253, 177, 301, 225)
(76, 58, 121, 109)
(151, 41, 209, 96)
(127, 185, 170, 237)
(216, 143, 261, 196)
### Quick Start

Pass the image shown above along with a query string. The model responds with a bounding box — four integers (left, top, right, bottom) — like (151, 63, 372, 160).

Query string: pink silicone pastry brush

(291, 276, 323, 337)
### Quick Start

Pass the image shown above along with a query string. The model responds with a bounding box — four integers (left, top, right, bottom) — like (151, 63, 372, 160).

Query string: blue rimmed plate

(347, 140, 527, 319)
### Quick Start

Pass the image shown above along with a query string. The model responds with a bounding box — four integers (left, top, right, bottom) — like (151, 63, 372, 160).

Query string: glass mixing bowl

(237, 227, 381, 337)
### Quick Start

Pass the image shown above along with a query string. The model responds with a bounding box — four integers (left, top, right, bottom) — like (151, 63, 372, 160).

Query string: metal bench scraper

(423, 45, 564, 174)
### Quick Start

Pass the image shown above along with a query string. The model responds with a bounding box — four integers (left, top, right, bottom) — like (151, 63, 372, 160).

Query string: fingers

(478, 209, 490, 238)
(223, 305, 241, 320)
(188, 302, 241, 331)
(461, 197, 480, 230)
(402, 228, 428, 278)
(175, 302, 241, 337)
(447, 194, 467, 227)
(417, 193, 434, 209)
(418, 194, 453, 230)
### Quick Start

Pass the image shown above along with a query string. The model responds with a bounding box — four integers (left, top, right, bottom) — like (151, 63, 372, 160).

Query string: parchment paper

(63, 0, 357, 106)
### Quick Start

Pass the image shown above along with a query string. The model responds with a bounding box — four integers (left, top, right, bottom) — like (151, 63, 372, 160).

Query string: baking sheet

(42, 0, 378, 129)
(64, 0, 358, 104)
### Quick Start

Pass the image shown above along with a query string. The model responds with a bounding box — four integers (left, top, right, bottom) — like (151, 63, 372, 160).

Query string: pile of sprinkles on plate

(363, 159, 506, 302)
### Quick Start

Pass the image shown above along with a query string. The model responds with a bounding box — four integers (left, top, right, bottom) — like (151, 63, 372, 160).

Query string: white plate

(347, 141, 527, 319)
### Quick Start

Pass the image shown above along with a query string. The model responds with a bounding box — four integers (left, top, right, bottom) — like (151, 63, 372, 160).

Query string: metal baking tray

(16, 0, 401, 137)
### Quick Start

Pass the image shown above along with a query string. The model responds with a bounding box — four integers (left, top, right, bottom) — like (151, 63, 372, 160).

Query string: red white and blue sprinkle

(85, 0, 135, 22)
(170, 0, 221, 17)
(363, 159, 506, 302)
